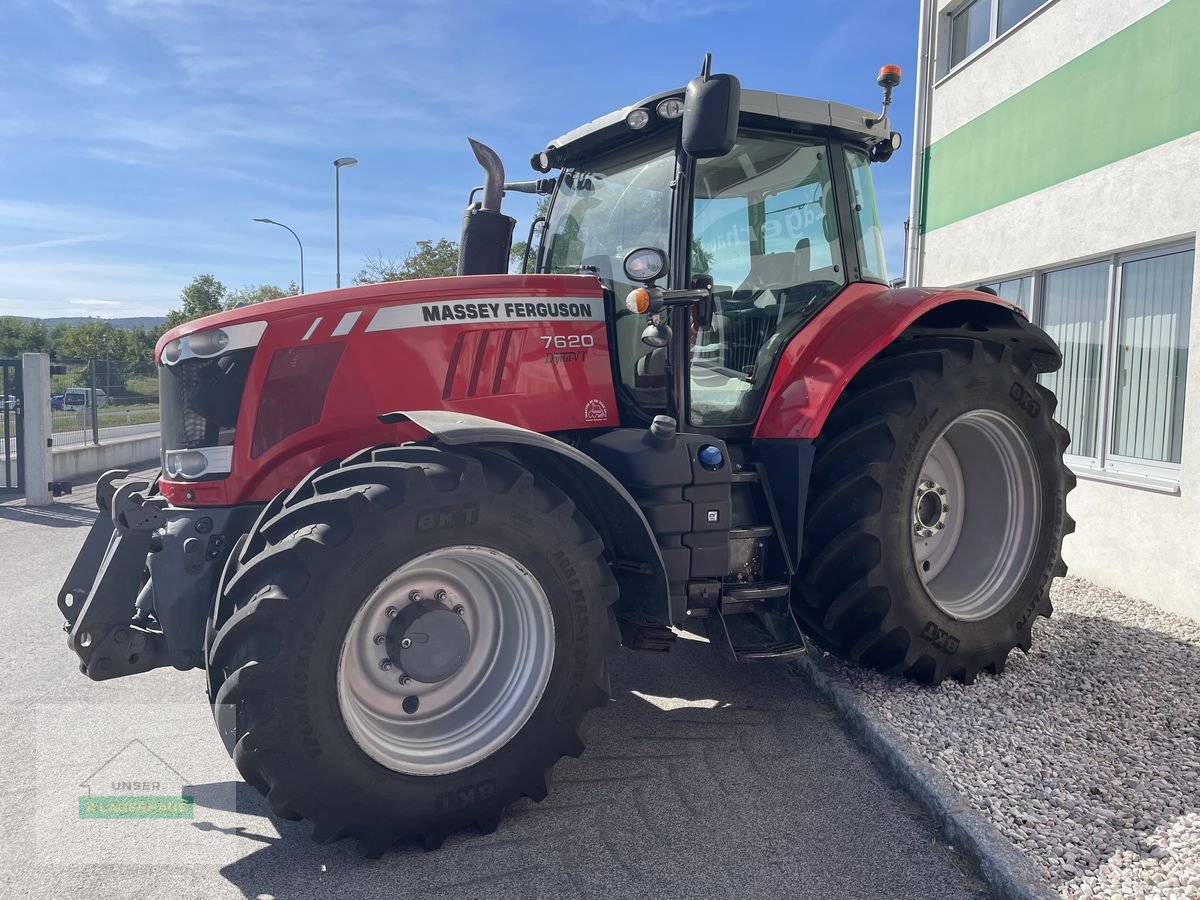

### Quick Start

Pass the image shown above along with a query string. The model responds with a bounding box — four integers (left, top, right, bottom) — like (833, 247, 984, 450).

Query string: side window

(688, 134, 845, 427)
(762, 184, 834, 269)
(844, 147, 888, 282)
(692, 196, 750, 287)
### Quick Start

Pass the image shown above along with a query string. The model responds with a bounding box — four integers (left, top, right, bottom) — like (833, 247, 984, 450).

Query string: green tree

(353, 239, 459, 284)
(165, 274, 227, 328)
(0, 317, 50, 356)
(509, 195, 553, 273)
(225, 281, 299, 310)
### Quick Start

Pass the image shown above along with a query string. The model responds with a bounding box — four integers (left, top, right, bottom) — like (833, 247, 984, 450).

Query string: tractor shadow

(211, 636, 989, 900)
(0, 502, 96, 529)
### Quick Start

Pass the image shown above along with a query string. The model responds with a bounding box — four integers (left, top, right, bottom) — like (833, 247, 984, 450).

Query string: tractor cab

(532, 62, 900, 430)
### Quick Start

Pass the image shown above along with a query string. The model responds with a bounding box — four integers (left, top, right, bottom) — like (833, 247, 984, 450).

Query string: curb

(791, 649, 1058, 900)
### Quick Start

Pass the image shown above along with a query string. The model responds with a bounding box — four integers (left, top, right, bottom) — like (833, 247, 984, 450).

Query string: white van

(63, 387, 109, 410)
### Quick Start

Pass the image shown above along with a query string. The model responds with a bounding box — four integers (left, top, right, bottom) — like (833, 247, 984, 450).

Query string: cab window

(688, 133, 844, 426)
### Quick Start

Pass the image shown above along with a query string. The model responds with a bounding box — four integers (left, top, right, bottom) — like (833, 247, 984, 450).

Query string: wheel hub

(910, 410, 1042, 622)
(386, 599, 470, 684)
(337, 546, 555, 776)
(913, 479, 949, 538)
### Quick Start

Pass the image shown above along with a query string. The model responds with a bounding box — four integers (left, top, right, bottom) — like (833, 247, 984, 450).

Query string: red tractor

(58, 60, 1072, 853)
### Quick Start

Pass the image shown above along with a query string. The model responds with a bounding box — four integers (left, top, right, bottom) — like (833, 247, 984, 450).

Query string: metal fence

(50, 358, 159, 448)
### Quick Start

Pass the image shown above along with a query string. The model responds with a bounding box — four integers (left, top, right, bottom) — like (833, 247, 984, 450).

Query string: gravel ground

(818, 577, 1200, 900)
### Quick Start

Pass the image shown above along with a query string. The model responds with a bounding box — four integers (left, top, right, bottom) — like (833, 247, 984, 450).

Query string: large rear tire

(204, 445, 617, 854)
(794, 324, 1075, 684)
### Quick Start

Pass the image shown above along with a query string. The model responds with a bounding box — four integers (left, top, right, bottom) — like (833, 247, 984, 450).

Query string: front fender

(754, 284, 1040, 440)
(381, 410, 671, 626)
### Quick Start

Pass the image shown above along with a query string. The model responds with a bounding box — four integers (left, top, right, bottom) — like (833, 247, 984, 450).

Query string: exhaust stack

(458, 138, 516, 276)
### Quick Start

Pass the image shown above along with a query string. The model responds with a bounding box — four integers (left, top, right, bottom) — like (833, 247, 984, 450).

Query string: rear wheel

(205, 445, 617, 854)
(795, 324, 1075, 684)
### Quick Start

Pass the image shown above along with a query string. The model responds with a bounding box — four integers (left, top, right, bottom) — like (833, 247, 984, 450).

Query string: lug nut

(408, 590, 423, 603)
(399, 674, 411, 686)
(938, 487, 946, 495)
(385, 606, 398, 618)
(435, 589, 448, 602)
(379, 659, 393, 671)
(373, 633, 386, 645)
(453, 605, 465, 617)
(400, 637, 412, 649)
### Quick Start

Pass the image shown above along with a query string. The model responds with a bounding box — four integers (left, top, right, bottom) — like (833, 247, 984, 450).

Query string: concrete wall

(915, 0, 1200, 620)
(52, 435, 160, 487)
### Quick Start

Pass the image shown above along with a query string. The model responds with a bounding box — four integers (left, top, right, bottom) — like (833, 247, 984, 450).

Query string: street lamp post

(333, 156, 358, 288)
(252, 218, 305, 294)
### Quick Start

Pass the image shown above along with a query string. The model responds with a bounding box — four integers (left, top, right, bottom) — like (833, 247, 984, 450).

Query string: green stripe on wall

(921, 0, 1197, 234)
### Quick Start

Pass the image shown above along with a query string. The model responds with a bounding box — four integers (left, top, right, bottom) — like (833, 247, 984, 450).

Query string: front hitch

(57, 470, 260, 681)
(65, 475, 171, 680)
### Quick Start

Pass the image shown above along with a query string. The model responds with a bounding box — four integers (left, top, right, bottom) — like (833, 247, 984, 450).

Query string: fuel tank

(154, 274, 618, 506)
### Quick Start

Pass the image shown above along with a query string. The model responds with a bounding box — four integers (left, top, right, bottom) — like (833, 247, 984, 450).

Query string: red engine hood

(155, 273, 605, 361)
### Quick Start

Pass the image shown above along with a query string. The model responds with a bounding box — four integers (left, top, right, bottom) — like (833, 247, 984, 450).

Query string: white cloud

(68, 298, 121, 306)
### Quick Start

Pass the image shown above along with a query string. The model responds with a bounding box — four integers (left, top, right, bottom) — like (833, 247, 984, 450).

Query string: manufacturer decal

(416, 502, 481, 533)
(583, 399, 609, 422)
(365, 296, 605, 332)
(920, 621, 960, 655)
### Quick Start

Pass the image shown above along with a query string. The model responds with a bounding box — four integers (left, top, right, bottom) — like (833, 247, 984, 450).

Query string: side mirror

(682, 72, 741, 159)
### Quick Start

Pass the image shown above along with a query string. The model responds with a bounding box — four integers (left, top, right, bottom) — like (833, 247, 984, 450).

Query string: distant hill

(12, 315, 167, 330)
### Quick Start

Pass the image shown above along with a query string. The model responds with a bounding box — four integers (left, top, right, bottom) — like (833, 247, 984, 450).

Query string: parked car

(51, 394, 65, 410)
(63, 387, 108, 410)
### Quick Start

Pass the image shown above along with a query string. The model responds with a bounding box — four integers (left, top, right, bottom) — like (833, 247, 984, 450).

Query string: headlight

(188, 328, 229, 357)
(161, 339, 182, 365)
(625, 108, 651, 130)
(656, 97, 684, 120)
(623, 246, 668, 283)
(165, 450, 209, 479)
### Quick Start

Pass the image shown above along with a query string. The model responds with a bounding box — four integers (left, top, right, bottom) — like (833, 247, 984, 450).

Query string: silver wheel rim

(911, 410, 1042, 621)
(337, 546, 554, 776)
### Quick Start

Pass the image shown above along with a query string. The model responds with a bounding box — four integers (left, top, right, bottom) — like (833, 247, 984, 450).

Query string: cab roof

(538, 87, 890, 170)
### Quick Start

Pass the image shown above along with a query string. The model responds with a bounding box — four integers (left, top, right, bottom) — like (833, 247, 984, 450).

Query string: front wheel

(205, 446, 617, 854)
(795, 325, 1075, 684)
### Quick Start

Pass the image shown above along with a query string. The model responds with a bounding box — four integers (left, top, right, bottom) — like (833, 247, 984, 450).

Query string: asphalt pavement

(0, 478, 991, 900)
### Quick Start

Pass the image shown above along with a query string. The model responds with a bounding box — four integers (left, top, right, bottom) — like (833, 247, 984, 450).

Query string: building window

(1038, 261, 1110, 461)
(950, 0, 991, 67)
(946, 0, 1051, 71)
(981, 274, 1033, 313)
(978, 244, 1194, 485)
(1110, 250, 1193, 466)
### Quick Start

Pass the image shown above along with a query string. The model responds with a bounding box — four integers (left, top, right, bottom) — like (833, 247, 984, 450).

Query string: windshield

(543, 138, 676, 407)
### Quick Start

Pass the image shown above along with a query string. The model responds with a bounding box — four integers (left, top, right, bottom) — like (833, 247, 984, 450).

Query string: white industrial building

(907, 0, 1198, 618)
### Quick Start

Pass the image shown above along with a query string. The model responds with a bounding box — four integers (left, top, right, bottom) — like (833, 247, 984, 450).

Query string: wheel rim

(911, 410, 1042, 621)
(337, 546, 555, 776)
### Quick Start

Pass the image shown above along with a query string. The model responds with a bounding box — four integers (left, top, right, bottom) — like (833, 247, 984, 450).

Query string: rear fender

(382, 410, 671, 627)
(754, 285, 1060, 440)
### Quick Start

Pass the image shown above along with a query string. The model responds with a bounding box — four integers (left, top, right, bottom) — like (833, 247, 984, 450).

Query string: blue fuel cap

(698, 444, 724, 469)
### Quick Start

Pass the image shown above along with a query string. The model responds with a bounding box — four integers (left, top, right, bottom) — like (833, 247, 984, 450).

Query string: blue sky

(1, 0, 917, 318)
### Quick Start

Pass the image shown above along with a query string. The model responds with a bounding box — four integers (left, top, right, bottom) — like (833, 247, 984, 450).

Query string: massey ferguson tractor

(57, 59, 1073, 854)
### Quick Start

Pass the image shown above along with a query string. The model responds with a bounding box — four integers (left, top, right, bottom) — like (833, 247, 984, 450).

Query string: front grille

(160, 348, 255, 452)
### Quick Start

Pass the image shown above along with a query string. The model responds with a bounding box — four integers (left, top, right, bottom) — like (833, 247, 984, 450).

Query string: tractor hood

(155, 274, 603, 363)
(153, 272, 617, 508)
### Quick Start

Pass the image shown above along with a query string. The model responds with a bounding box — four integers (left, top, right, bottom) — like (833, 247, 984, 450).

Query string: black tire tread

(795, 324, 1075, 684)
(205, 443, 619, 851)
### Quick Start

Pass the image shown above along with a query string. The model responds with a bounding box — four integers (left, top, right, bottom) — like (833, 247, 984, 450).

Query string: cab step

(707, 581, 808, 663)
(720, 580, 789, 614)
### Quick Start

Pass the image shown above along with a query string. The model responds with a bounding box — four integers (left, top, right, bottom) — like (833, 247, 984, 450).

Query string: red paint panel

(157, 275, 617, 507)
(753, 284, 1024, 440)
